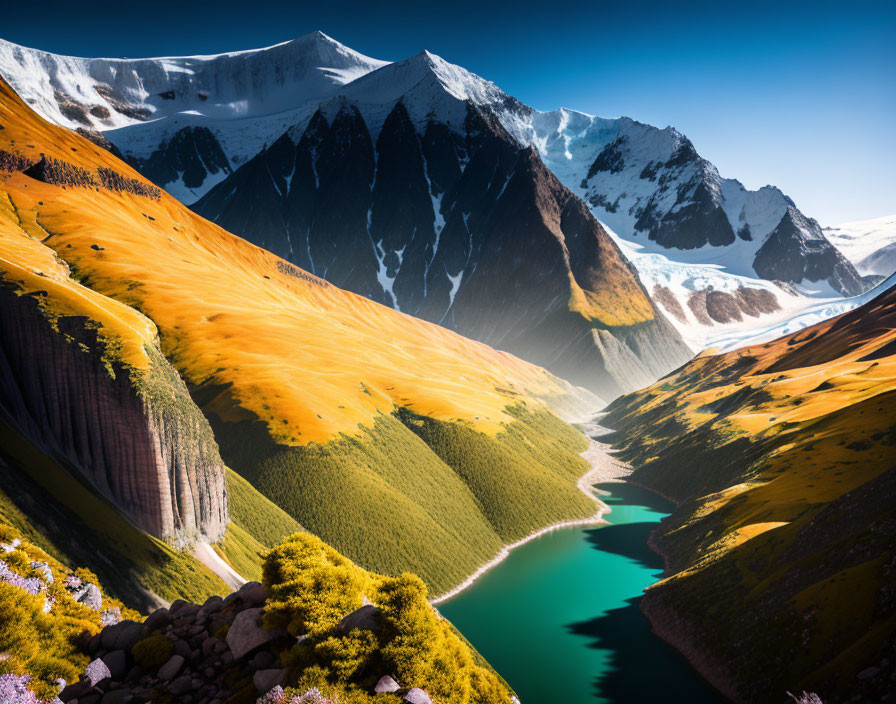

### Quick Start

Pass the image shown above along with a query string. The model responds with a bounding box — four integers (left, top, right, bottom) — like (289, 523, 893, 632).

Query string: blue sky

(4, 0, 894, 223)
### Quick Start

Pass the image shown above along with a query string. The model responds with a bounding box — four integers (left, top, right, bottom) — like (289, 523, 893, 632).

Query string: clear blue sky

(3, 0, 894, 224)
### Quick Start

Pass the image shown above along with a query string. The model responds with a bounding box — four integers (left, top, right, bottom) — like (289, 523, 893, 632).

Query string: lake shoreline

(430, 421, 633, 605)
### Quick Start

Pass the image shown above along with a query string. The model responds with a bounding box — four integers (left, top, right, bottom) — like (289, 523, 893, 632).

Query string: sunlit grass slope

(212, 468, 305, 581)
(604, 282, 896, 703)
(0, 78, 599, 594)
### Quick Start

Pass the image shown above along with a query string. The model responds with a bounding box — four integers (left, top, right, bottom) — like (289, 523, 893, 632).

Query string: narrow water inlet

(438, 482, 726, 704)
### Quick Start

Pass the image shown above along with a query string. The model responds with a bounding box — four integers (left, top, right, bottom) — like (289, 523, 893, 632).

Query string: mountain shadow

(567, 596, 726, 703)
(583, 522, 665, 570)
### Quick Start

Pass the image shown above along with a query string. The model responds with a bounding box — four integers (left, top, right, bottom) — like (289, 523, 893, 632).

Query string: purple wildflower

(256, 687, 334, 704)
(0, 673, 39, 704)
(257, 686, 286, 704)
(22, 578, 44, 596)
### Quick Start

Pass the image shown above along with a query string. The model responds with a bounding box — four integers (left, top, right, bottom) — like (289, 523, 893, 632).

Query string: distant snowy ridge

(0, 31, 386, 129)
(0, 31, 873, 349)
(824, 215, 896, 277)
(705, 271, 896, 352)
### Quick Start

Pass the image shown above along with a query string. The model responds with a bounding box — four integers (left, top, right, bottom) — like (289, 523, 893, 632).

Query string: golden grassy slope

(604, 283, 896, 703)
(0, 78, 594, 446)
(0, 78, 598, 595)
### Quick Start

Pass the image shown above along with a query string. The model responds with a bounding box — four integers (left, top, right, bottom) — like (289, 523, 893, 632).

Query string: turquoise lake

(438, 483, 725, 704)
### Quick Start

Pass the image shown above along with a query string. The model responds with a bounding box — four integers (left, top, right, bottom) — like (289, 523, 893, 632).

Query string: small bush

(132, 632, 174, 669)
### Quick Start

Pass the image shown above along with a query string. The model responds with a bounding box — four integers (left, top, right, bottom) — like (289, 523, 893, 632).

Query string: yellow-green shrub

(0, 525, 135, 699)
(263, 533, 511, 704)
(132, 632, 174, 669)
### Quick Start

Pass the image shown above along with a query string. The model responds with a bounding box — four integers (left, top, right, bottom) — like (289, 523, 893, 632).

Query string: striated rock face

(0, 283, 227, 542)
(194, 101, 691, 398)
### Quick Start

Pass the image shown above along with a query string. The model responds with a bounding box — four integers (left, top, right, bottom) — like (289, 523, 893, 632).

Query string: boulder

(403, 689, 432, 704)
(202, 636, 222, 656)
(199, 594, 224, 615)
(338, 604, 381, 634)
(100, 690, 133, 704)
(250, 650, 275, 670)
(226, 607, 281, 659)
(143, 608, 172, 631)
(375, 675, 400, 693)
(84, 658, 111, 686)
(167, 674, 193, 695)
(101, 620, 146, 651)
(76, 583, 103, 610)
(174, 639, 192, 659)
(30, 561, 54, 583)
(168, 599, 189, 615)
(59, 680, 92, 701)
(237, 581, 268, 606)
(100, 650, 128, 681)
(157, 654, 185, 681)
(253, 668, 286, 692)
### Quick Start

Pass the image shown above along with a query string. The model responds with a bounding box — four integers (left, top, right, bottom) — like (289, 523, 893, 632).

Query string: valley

(0, 23, 893, 704)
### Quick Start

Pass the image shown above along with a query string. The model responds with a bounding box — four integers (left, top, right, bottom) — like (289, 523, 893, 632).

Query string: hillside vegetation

(0, 524, 137, 700)
(0, 77, 599, 595)
(604, 282, 896, 703)
(261, 532, 513, 703)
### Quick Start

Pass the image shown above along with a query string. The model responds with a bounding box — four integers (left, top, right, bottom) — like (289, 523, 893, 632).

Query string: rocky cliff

(0, 117, 227, 544)
(0, 278, 227, 544)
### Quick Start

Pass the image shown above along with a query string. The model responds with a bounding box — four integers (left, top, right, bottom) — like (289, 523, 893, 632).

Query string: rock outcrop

(128, 126, 231, 201)
(59, 581, 441, 704)
(18, 155, 162, 199)
(754, 207, 865, 296)
(0, 281, 227, 543)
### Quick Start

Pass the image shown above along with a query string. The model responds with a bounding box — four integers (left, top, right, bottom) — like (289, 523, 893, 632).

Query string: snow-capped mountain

(824, 215, 896, 278)
(0, 32, 872, 362)
(0, 31, 386, 129)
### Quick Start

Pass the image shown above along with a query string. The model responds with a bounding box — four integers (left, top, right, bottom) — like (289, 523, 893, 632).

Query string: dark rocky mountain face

(128, 126, 232, 200)
(581, 130, 865, 297)
(588, 137, 736, 250)
(754, 207, 865, 297)
(193, 101, 692, 399)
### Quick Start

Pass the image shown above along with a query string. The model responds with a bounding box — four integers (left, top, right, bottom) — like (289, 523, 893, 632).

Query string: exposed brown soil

(652, 284, 687, 322)
(734, 286, 780, 316)
(687, 289, 713, 325)
(688, 286, 781, 325)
